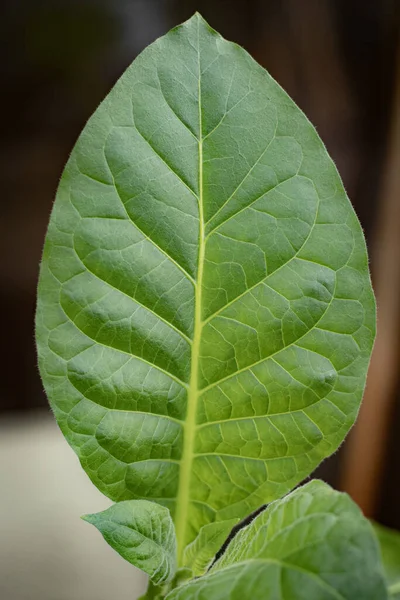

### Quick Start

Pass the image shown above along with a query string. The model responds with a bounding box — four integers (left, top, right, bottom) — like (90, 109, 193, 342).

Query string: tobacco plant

(36, 13, 397, 599)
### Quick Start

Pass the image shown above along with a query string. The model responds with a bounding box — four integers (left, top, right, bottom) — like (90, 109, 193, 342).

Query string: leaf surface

(83, 500, 176, 584)
(167, 481, 388, 599)
(36, 13, 376, 560)
(374, 523, 400, 598)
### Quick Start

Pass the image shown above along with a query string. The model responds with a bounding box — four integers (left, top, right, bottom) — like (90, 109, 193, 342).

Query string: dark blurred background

(1, 1, 399, 598)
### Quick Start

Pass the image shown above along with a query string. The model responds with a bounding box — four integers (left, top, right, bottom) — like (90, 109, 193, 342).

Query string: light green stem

(174, 17, 204, 566)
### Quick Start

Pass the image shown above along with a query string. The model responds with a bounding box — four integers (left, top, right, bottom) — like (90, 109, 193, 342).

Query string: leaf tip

(186, 11, 211, 29)
(81, 513, 97, 526)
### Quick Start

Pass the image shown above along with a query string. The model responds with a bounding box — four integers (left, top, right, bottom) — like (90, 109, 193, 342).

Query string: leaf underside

(36, 13, 375, 560)
(83, 500, 177, 585)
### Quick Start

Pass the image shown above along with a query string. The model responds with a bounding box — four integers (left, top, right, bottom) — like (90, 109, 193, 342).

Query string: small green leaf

(374, 523, 400, 598)
(167, 481, 388, 599)
(183, 518, 239, 575)
(83, 500, 177, 585)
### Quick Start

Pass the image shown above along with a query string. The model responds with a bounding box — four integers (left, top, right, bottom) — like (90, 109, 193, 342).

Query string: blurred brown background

(1, 1, 399, 598)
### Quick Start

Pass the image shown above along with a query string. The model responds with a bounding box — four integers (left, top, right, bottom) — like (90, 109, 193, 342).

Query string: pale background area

(0, 412, 147, 600)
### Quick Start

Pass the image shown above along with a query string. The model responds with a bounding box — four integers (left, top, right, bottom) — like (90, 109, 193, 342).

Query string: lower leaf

(82, 499, 177, 585)
(166, 480, 388, 599)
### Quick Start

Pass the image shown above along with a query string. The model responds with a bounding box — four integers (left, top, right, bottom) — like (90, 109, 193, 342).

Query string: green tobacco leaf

(83, 500, 176, 584)
(36, 12, 376, 562)
(374, 523, 400, 598)
(183, 518, 239, 575)
(167, 481, 388, 600)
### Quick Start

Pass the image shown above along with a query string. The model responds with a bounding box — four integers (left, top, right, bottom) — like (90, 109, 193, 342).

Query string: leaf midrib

(175, 16, 204, 565)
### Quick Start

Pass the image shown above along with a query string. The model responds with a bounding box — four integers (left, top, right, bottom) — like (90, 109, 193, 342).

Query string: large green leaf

(167, 481, 388, 600)
(82, 500, 177, 584)
(36, 12, 375, 562)
(374, 523, 400, 598)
